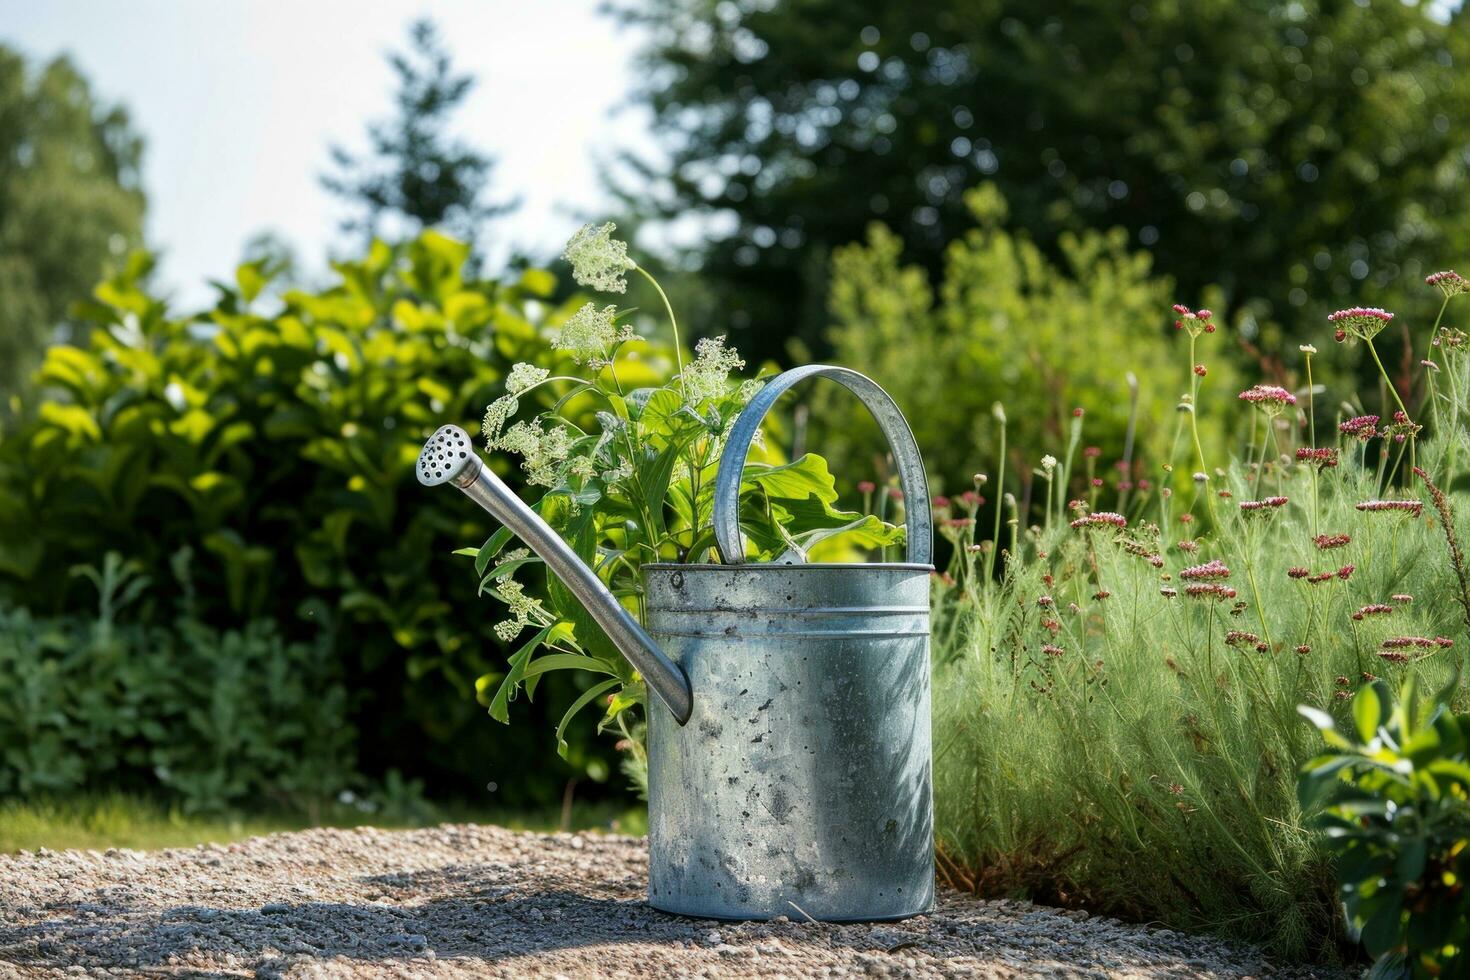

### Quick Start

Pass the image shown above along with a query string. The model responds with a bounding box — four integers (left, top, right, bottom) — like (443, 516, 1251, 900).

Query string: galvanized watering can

(417, 365, 934, 921)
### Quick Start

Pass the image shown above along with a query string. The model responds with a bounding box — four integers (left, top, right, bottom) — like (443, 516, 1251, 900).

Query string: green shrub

(0, 233, 661, 799)
(817, 185, 1237, 495)
(0, 552, 355, 812)
(1300, 678, 1470, 978)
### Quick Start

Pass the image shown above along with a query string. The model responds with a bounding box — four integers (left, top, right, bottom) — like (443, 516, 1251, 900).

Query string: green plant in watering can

(459, 222, 904, 771)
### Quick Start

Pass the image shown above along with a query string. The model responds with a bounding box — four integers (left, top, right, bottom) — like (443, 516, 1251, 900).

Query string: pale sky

(0, 0, 654, 305)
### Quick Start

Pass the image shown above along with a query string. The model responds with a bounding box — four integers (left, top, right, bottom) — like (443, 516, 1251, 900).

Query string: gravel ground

(0, 824, 1353, 979)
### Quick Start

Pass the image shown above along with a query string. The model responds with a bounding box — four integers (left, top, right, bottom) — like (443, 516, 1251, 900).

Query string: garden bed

(0, 824, 1347, 978)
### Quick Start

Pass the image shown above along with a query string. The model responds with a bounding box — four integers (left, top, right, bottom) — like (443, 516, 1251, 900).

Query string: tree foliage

(322, 19, 516, 256)
(611, 0, 1470, 362)
(0, 46, 145, 399)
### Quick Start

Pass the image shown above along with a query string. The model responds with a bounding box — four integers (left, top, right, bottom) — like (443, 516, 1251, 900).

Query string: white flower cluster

(680, 336, 745, 406)
(482, 363, 552, 446)
(563, 222, 634, 294)
(496, 420, 574, 487)
(736, 378, 765, 404)
(482, 394, 519, 445)
(493, 548, 530, 581)
(555, 303, 638, 367)
(505, 363, 549, 394)
(493, 576, 547, 643)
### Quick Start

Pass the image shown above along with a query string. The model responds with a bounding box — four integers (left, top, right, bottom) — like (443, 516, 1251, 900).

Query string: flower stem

(1423, 296, 1450, 437)
(1365, 336, 1414, 475)
(1187, 334, 1216, 528)
(1243, 556, 1274, 654)
(1305, 354, 1319, 538)
(987, 417, 1007, 583)
(635, 265, 686, 394)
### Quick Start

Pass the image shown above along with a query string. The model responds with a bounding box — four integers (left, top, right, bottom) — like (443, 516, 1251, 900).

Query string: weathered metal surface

(644, 562, 934, 921)
(416, 365, 934, 921)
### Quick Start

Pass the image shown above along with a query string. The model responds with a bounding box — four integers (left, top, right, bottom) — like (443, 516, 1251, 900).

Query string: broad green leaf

(742, 453, 839, 503)
(556, 679, 619, 759)
(487, 625, 554, 723)
(522, 654, 617, 679)
(637, 388, 685, 436)
(1354, 683, 1382, 744)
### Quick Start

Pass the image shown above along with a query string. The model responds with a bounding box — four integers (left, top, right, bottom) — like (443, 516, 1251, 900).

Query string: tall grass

(929, 296, 1470, 962)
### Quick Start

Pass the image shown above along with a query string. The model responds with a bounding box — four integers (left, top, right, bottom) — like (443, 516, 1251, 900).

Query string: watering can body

(418, 365, 934, 921)
(644, 561, 933, 920)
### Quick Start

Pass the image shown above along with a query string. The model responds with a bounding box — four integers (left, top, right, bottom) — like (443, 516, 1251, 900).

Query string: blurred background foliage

(611, 0, 1470, 368)
(0, 45, 144, 401)
(809, 183, 1237, 495)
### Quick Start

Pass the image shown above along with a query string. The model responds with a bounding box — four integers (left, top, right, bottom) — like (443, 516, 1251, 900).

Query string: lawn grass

(0, 792, 648, 853)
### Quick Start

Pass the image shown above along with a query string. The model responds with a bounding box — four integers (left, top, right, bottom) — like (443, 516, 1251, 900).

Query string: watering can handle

(712, 365, 932, 566)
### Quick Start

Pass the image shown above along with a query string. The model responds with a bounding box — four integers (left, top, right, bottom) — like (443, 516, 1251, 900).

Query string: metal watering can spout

(415, 424, 694, 725)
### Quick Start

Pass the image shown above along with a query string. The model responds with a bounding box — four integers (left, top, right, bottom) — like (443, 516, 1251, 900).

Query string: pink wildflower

(1070, 511, 1127, 529)
(1239, 384, 1298, 409)
(1339, 415, 1380, 440)
(1180, 559, 1230, 581)
(1239, 496, 1288, 512)
(1426, 270, 1468, 298)
(1356, 500, 1424, 518)
(1380, 636, 1448, 650)
(1185, 583, 1237, 600)
(1328, 307, 1395, 343)
(1296, 447, 1339, 468)
(1172, 304, 1217, 335)
(1313, 533, 1351, 551)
